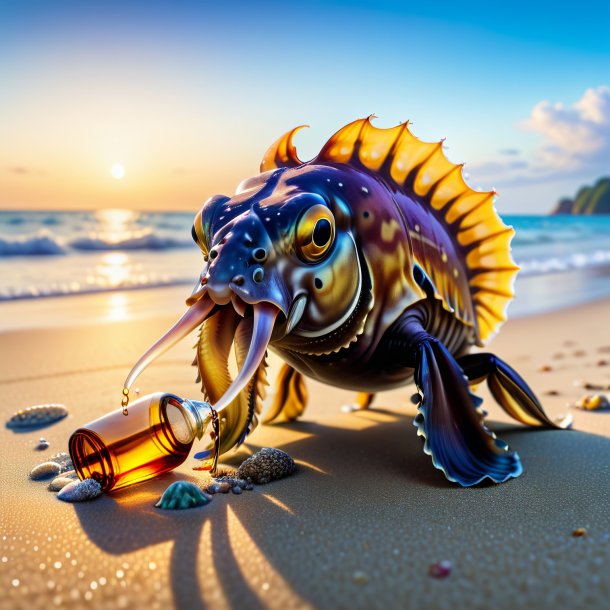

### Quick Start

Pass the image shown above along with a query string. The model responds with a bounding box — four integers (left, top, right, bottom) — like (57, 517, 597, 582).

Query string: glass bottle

(68, 392, 217, 492)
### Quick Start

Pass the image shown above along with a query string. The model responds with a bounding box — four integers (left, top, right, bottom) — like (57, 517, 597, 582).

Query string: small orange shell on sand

(575, 394, 610, 411)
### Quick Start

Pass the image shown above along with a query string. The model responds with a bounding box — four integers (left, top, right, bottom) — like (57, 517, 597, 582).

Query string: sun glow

(111, 163, 125, 180)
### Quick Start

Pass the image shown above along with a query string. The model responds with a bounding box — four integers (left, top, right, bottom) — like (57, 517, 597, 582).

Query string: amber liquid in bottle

(69, 393, 213, 492)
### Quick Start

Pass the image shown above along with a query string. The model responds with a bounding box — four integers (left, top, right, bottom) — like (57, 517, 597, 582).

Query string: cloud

(522, 85, 610, 172)
(498, 148, 520, 156)
(7, 166, 30, 175)
(6, 166, 47, 176)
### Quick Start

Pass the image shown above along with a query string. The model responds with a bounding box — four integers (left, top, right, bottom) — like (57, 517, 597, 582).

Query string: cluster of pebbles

(157, 447, 297, 510)
(28, 451, 102, 502)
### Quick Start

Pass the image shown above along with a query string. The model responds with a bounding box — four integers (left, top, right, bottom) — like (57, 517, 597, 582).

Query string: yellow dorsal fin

(260, 125, 308, 172)
(315, 117, 518, 343)
(261, 117, 518, 343)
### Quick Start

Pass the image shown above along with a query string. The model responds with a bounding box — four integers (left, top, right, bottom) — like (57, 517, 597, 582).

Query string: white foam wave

(517, 249, 610, 276)
(0, 229, 191, 256)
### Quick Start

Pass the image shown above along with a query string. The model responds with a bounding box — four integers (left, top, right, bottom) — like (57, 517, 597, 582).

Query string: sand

(1, 290, 610, 610)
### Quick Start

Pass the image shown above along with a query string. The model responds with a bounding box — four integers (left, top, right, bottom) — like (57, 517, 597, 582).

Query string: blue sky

(1, 0, 608, 212)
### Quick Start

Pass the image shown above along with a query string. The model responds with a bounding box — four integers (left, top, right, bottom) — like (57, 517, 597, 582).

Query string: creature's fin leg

(409, 333, 522, 486)
(355, 392, 375, 410)
(341, 392, 375, 413)
(262, 364, 308, 423)
(457, 353, 564, 428)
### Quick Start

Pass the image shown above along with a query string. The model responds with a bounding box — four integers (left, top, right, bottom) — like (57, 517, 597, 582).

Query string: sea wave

(0, 278, 192, 302)
(517, 249, 610, 276)
(0, 229, 192, 256)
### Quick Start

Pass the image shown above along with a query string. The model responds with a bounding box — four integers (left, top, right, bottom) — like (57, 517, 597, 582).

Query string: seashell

(237, 447, 296, 484)
(48, 471, 78, 492)
(155, 481, 212, 510)
(6, 404, 68, 430)
(575, 393, 610, 411)
(30, 461, 62, 480)
(57, 478, 102, 502)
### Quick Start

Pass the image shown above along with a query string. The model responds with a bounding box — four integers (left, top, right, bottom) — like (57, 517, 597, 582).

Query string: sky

(1, 0, 608, 214)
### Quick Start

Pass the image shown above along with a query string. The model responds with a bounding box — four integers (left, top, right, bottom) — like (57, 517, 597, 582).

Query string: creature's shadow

(74, 410, 602, 609)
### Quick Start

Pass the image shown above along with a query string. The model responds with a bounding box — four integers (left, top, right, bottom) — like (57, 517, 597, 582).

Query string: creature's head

(122, 162, 366, 436)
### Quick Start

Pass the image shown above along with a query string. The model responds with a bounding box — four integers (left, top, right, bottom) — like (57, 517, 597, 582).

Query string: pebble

(428, 560, 452, 578)
(572, 527, 588, 537)
(6, 404, 68, 429)
(57, 478, 102, 502)
(575, 394, 610, 411)
(48, 472, 78, 492)
(237, 447, 296, 484)
(155, 481, 211, 510)
(544, 390, 560, 396)
(30, 461, 62, 480)
(596, 359, 608, 367)
(352, 570, 369, 584)
(232, 486, 243, 494)
(537, 365, 553, 373)
(205, 476, 253, 494)
(35, 437, 50, 451)
(573, 350, 587, 357)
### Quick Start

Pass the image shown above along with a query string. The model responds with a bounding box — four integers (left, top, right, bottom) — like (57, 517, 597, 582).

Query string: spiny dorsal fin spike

(260, 125, 308, 172)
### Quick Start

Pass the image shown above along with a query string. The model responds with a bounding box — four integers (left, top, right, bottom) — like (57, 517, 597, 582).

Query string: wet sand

(1, 290, 609, 610)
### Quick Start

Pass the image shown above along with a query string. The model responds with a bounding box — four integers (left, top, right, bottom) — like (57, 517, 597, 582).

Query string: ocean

(2, 209, 610, 318)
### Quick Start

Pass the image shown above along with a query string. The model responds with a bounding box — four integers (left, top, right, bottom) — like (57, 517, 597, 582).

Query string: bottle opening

(69, 429, 115, 492)
(162, 397, 195, 445)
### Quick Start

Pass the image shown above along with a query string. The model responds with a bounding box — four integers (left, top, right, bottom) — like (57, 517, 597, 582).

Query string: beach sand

(1, 290, 609, 610)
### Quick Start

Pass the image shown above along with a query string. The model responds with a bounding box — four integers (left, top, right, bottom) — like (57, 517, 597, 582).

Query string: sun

(111, 163, 125, 180)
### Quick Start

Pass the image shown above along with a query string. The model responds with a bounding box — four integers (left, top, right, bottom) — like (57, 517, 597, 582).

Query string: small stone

(544, 390, 560, 396)
(30, 461, 62, 480)
(410, 393, 422, 405)
(596, 360, 608, 367)
(237, 448, 296, 484)
(572, 527, 587, 537)
(232, 486, 243, 494)
(537, 365, 552, 373)
(48, 472, 78, 492)
(218, 482, 231, 494)
(6, 404, 68, 430)
(573, 350, 586, 357)
(156, 481, 211, 510)
(552, 353, 565, 360)
(35, 438, 50, 451)
(428, 560, 452, 578)
(57, 478, 102, 502)
(352, 570, 369, 584)
(243, 482, 254, 490)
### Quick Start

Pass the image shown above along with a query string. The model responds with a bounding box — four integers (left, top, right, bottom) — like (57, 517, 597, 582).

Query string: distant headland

(551, 177, 610, 215)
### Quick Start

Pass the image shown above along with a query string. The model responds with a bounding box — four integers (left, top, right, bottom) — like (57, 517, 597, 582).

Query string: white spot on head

(338, 182, 343, 187)
(326, 178, 331, 183)
(361, 186, 369, 194)
(219, 216, 225, 221)
(414, 224, 420, 232)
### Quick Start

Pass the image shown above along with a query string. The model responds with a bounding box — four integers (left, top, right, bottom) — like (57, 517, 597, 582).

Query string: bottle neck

(179, 398, 214, 441)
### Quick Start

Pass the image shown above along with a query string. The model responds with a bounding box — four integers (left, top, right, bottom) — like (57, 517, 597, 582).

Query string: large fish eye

(296, 204, 335, 263)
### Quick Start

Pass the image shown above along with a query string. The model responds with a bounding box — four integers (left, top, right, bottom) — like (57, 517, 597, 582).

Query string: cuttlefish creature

(123, 117, 564, 486)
